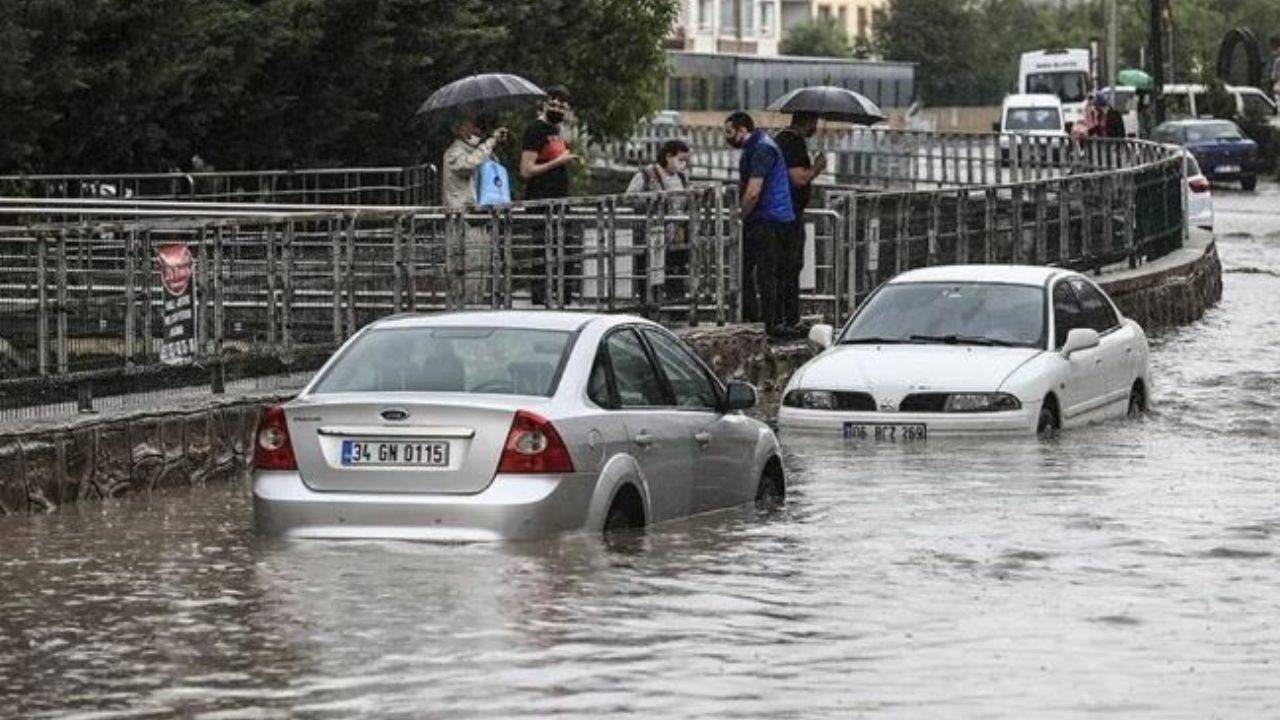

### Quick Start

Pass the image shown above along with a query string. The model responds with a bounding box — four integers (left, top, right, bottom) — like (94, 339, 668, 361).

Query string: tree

(878, 0, 987, 105)
(780, 20, 853, 58)
(0, 0, 677, 173)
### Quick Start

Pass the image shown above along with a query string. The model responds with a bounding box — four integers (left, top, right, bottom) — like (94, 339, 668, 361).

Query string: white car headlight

(943, 392, 1022, 413)
(783, 389, 836, 410)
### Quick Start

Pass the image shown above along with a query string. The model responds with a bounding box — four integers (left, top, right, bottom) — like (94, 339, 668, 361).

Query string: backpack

(475, 158, 511, 206)
(641, 165, 688, 193)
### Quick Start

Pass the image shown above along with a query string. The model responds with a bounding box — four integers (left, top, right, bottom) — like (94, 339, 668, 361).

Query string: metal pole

(1149, 0, 1166, 124)
(36, 236, 48, 376)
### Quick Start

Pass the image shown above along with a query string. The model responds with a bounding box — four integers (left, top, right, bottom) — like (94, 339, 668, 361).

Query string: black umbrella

(415, 73, 546, 123)
(767, 86, 886, 125)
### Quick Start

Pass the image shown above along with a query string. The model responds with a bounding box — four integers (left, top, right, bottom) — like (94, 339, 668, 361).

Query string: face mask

(545, 110, 565, 124)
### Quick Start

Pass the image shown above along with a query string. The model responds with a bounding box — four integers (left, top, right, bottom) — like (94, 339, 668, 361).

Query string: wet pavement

(1, 184, 1278, 718)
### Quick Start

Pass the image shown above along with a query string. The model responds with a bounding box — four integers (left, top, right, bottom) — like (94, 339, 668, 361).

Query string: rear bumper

(776, 406, 1039, 437)
(253, 470, 593, 541)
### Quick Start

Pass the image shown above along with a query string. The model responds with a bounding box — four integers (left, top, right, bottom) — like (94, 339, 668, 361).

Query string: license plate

(843, 423, 927, 442)
(1215, 165, 1240, 174)
(341, 440, 449, 467)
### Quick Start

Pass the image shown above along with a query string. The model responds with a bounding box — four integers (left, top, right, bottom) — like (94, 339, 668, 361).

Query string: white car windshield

(1005, 107, 1062, 131)
(1025, 72, 1090, 103)
(312, 327, 573, 396)
(840, 282, 1046, 348)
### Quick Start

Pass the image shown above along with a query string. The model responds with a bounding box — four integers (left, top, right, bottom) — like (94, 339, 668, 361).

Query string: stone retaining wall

(1100, 242, 1223, 331)
(0, 239, 1223, 516)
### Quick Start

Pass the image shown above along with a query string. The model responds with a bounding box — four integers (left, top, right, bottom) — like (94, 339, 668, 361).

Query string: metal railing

(0, 164, 438, 207)
(0, 129, 1186, 421)
(0, 187, 742, 419)
(597, 123, 1170, 191)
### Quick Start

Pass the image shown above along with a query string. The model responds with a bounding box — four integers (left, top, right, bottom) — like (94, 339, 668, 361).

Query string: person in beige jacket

(442, 118, 507, 304)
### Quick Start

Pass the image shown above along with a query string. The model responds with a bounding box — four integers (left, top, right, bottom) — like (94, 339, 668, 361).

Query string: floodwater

(2, 188, 1278, 719)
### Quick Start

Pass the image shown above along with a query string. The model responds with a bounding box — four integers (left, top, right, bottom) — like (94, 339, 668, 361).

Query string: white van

(998, 94, 1068, 162)
(1019, 49, 1092, 129)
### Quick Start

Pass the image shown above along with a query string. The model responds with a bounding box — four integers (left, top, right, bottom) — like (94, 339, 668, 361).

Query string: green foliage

(780, 20, 853, 58)
(876, 0, 1280, 106)
(0, 0, 677, 173)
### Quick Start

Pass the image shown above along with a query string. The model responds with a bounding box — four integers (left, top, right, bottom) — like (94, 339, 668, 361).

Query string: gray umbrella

(415, 73, 546, 122)
(767, 86, 886, 125)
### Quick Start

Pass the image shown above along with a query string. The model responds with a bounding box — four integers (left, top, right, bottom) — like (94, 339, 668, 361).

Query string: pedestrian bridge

(0, 125, 1184, 420)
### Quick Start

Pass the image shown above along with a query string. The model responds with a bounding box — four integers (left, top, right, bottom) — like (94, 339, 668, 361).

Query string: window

(741, 0, 753, 32)
(643, 329, 720, 410)
(1024, 72, 1090, 103)
(606, 329, 669, 408)
(1240, 91, 1277, 118)
(761, 1, 775, 34)
(1052, 281, 1085, 349)
(1004, 107, 1063, 132)
(1070, 279, 1120, 333)
(588, 350, 614, 408)
(698, 0, 713, 30)
(857, 7, 868, 38)
(1165, 92, 1192, 119)
(842, 282, 1047, 349)
(312, 327, 571, 396)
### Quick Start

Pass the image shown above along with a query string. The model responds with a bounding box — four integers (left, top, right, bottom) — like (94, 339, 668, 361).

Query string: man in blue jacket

(724, 111, 795, 339)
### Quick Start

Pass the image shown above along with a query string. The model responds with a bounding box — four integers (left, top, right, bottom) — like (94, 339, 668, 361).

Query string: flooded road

(2, 187, 1279, 718)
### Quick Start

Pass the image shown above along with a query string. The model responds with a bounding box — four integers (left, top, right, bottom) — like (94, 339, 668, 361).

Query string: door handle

(634, 431, 654, 448)
(694, 431, 712, 446)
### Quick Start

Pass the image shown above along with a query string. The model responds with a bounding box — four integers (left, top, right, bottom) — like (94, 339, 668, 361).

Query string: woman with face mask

(625, 139, 693, 312)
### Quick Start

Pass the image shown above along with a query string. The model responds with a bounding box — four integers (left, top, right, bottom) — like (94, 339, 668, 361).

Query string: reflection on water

(2, 225, 1279, 719)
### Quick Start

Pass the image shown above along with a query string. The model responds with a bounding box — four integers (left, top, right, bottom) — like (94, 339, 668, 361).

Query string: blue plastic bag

(475, 158, 511, 206)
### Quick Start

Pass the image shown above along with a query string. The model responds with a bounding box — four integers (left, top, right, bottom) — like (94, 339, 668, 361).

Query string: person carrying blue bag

(442, 117, 509, 303)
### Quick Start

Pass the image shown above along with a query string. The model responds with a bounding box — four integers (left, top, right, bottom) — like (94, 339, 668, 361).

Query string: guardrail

(0, 129, 1186, 421)
(0, 187, 742, 419)
(597, 123, 1171, 190)
(0, 164, 438, 207)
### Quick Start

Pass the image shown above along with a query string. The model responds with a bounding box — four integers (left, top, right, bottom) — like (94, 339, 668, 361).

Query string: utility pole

(1148, 0, 1165, 123)
(1106, 0, 1117, 92)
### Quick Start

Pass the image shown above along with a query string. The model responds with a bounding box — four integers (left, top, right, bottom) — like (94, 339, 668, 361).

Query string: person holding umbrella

(774, 112, 826, 335)
(766, 86, 884, 336)
(442, 117, 508, 208)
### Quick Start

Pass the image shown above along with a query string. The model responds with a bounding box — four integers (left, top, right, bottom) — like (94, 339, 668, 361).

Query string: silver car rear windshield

(312, 327, 574, 396)
(841, 282, 1046, 349)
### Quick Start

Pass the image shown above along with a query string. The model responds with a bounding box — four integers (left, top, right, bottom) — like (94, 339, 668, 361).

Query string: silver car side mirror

(808, 323, 834, 351)
(724, 381, 757, 412)
(1061, 328, 1101, 358)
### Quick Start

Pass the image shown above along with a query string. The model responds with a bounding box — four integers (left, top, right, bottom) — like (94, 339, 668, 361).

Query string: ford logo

(380, 409, 410, 422)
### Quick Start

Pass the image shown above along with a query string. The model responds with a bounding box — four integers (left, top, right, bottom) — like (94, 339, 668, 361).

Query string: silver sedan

(252, 312, 784, 541)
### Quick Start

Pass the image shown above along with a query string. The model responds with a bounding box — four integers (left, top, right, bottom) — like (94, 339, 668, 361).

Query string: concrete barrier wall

(0, 237, 1223, 517)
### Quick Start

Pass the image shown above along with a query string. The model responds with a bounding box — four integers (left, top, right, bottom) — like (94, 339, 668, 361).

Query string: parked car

(1182, 151, 1214, 231)
(996, 94, 1069, 164)
(1151, 119, 1259, 191)
(252, 312, 784, 541)
(778, 266, 1152, 439)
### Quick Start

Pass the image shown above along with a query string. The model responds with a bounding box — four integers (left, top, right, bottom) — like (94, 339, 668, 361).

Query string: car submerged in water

(251, 312, 784, 542)
(778, 266, 1152, 439)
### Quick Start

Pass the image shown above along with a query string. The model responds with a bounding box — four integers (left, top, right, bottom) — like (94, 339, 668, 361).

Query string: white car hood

(792, 344, 1043, 406)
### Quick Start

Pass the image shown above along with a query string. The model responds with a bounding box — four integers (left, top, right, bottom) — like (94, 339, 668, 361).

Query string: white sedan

(252, 312, 783, 541)
(779, 266, 1151, 438)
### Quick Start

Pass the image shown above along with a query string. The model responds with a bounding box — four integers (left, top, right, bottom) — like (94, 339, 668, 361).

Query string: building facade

(669, 0, 785, 56)
(783, 0, 885, 42)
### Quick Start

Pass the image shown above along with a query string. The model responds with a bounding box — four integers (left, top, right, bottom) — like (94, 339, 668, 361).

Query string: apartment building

(785, 0, 885, 41)
(669, 0, 785, 56)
